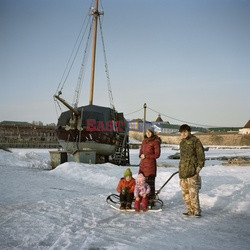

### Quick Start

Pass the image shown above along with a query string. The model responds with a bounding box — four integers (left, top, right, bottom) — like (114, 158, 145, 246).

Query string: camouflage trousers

(180, 174, 202, 215)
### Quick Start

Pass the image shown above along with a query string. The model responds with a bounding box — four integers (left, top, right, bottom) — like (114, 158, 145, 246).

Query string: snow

(0, 146, 250, 249)
(129, 137, 141, 144)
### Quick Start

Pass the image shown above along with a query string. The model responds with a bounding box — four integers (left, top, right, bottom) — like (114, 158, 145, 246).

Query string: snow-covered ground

(0, 146, 250, 249)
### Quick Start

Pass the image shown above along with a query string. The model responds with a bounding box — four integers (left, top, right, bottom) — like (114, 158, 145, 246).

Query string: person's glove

(121, 187, 128, 195)
(196, 167, 201, 174)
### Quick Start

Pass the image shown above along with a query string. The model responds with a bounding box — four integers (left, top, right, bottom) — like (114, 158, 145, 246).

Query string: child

(116, 168, 136, 210)
(134, 173, 151, 212)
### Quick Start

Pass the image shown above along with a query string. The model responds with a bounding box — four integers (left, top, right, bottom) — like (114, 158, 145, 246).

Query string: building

(155, 114, 163, 122)
(128, 116, 209, 134)
(153, 123, 180, 134)
(0, 121, 59, 148)
(208, 127, 240, 133)
(239, 120, 250, 135)
(128, 119, 152, 131)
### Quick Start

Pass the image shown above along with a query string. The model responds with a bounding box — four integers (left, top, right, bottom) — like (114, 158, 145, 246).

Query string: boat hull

(56, 104, 126, 157)
(58, 140, 116, 156)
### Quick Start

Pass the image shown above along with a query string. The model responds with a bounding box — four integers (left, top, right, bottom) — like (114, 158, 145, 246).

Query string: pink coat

(134, 182, 151, 198)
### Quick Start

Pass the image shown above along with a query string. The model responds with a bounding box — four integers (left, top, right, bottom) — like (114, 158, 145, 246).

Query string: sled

(106, 193, 164, 212)
(106, 171, 179, 212)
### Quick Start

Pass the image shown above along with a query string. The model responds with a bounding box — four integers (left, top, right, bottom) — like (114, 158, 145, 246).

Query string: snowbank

(0, 149, 51, 170)
(0, 148, 250, 249)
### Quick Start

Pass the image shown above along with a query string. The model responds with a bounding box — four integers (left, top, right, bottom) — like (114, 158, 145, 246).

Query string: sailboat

(53, 0, 129, 165)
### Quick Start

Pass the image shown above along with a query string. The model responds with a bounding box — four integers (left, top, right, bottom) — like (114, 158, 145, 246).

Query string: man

(178, 124, 205, 217)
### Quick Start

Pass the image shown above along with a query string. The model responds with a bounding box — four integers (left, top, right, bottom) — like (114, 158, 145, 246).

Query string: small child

(116, 168, 136, 210)
(134, 173, 151, 212)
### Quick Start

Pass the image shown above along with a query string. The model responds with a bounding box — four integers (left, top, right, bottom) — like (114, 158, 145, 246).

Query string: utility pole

(143, 103, 147, 136)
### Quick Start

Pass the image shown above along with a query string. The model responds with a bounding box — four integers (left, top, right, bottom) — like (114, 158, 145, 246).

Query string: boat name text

(86, 119, 124, 132)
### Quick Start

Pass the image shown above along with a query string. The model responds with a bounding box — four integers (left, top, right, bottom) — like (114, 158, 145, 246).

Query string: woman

(139, 129, 161, 207)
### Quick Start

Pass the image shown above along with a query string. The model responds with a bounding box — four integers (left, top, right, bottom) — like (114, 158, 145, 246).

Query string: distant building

(239, 120, 250, 135)
(153, 114, 171, 132)
(153, 123, 180, 134)
(128, 119, 152, 131)
(0, 121, 32, 126)
(208, 127, 240, 133)
(128, 117, 209, 134)
(153, 123, 209, 134)
(0, 121, 58, 148)
(155, 114, 163, 122)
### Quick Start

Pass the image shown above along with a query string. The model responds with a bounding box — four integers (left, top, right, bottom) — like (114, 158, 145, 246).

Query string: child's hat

(137, 173, 145, 182)
(124, 168, 132, 177)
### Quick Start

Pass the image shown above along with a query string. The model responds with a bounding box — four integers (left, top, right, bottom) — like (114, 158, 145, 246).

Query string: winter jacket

(116, 178, 136, 194)
(134, 182, 151, 198)
(139, 135, 161, 177)
(179, 135, 205, 179)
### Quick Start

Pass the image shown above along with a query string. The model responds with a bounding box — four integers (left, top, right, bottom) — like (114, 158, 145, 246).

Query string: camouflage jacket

(179, 135, 205, 179)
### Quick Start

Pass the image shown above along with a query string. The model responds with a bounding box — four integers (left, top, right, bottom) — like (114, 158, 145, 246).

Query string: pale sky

(0, 0, 249, 127)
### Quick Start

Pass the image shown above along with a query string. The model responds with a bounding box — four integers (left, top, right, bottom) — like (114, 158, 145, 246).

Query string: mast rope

(99, 16, 115, 110)
(55, 4, 92, 95)
(53, 98, 63, 120)
(125, 108, 144, 117)
(72, 18, 94, 107)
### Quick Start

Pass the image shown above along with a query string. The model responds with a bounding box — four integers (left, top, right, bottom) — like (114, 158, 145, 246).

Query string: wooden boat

(53, 0, 129, 165)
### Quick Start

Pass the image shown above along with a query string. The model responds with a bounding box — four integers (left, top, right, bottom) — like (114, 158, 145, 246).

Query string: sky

(0, 0, 249, 127)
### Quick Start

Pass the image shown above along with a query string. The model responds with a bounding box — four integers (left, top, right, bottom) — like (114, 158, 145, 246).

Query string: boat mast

(89, 0, 102, 105)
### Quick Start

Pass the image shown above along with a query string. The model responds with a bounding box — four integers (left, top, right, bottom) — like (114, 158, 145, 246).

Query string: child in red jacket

(116, 168, 136, 210)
